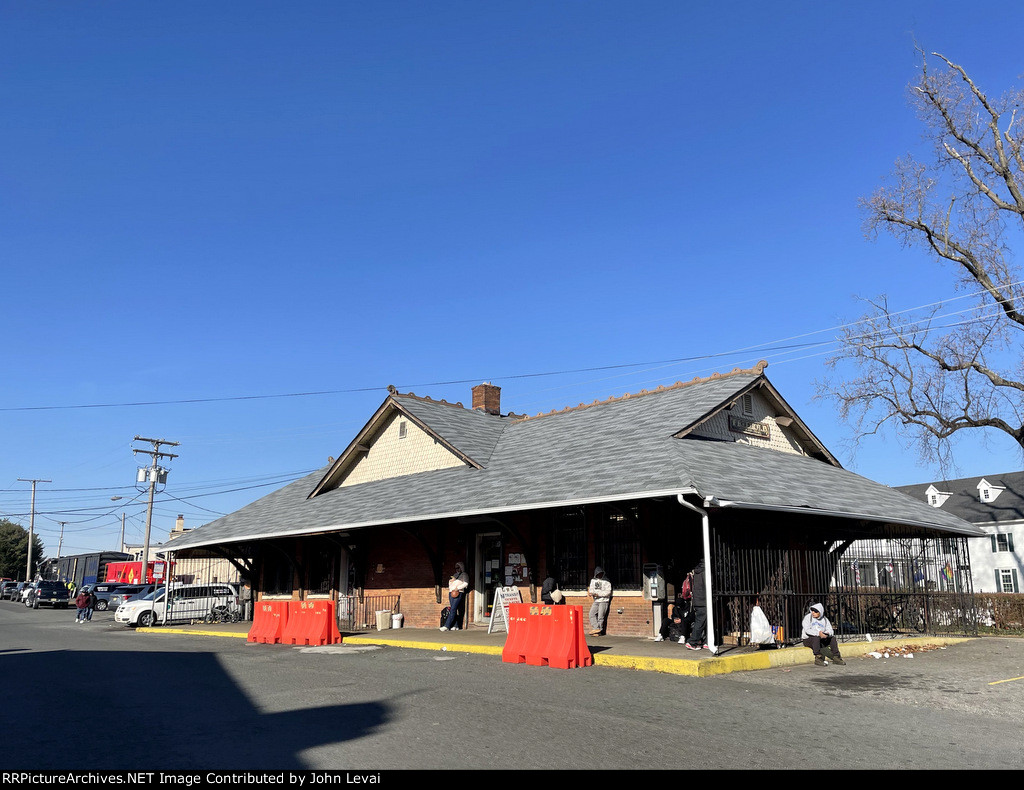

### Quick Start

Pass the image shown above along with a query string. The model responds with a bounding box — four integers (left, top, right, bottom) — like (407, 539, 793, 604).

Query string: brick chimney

(472, 382, 501, 415)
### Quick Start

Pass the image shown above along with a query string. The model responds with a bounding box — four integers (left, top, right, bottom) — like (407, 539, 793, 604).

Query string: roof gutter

(676, 490, 718, 656)
(708, 498, 985, 537)
(164, 486, 695, 552)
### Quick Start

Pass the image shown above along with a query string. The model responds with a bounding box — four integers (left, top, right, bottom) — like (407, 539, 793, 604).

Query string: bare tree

(823, 50, 1024, 468)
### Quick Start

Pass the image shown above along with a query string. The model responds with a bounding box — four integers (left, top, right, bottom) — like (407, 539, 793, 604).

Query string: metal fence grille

(337, 594, 400, 632)
(709, 521, 977, 646)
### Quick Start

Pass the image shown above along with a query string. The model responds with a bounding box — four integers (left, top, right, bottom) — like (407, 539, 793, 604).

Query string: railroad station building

(166, 362, 982, 644)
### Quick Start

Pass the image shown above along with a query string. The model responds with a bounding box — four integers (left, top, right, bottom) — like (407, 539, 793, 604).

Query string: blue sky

(3, 2, 1023, 556)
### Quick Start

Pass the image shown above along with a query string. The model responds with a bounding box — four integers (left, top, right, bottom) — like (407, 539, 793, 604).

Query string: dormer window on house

(977, 478, 1005, 503)
(924, 485, 952, 507)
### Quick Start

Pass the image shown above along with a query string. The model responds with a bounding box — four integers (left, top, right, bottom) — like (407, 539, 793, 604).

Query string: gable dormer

(977, 478, 1005, 504)
(309, 394, 479, 497)
(676, 375, 838, 466)
(925, 484, 952, 508)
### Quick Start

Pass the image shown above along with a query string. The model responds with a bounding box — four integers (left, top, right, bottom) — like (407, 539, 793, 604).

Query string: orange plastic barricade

(501, 603, 531, 664)
(248, 601, 289, 644)
(541, 605, 575, 669)
(281, 601, 314, 644)
(525, 604, 555, 666)
(295, 600, 341, 645)
(280, 601, 343, 646)
(571, 605, 593, 668)
(502, 603, 592, 669)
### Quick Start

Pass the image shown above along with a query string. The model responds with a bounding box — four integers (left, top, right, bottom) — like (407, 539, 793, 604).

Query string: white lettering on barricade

(487, 586, 522, 634)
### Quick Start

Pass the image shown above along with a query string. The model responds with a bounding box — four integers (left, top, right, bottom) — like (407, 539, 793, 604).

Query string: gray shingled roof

(166, 372, 982, 551)
(395, 393, 509, 466)
(897, 472, 1024, 525)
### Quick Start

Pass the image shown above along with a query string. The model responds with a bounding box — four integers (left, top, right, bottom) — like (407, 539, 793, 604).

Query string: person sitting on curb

(801, 602, 846, 666)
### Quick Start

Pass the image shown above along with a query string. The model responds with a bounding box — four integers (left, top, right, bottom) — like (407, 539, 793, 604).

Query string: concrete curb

(347, 634, 974, 675)
(136, 626, 974, 676)
(343, 634, 504, 656)
(138, 626, 249, 638)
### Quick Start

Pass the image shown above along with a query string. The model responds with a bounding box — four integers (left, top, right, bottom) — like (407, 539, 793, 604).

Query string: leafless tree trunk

(822, 49, 1024, 467)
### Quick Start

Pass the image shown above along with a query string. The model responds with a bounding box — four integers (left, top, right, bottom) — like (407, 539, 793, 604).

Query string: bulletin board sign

(488, 586, 523, 634)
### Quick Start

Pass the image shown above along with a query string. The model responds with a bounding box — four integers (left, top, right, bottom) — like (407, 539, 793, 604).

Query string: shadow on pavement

(0, 649, 389, 769)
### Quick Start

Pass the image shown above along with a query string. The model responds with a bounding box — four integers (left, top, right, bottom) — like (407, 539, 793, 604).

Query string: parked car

(26, 580, 70, 609)
(90, 582, 130, 611)
(115, 583, 239, 627)
(0, 581, 20, 600)
(18, 582, 37, 603)
(107, 584, 157, 610)
(5, 582, 27, 601)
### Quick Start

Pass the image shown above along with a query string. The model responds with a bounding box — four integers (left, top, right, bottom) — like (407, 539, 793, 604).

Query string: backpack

(680, 576, 692, 600)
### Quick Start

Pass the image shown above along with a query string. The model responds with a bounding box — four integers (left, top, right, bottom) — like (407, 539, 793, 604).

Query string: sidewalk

(138, 621, 971, 677)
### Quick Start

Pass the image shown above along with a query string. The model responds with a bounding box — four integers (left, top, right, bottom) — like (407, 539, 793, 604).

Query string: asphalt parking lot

(3, 601, 1023, 770)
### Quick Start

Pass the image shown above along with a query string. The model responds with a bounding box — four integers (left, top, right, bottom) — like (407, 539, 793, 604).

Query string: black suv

(28, 581, 70, 609)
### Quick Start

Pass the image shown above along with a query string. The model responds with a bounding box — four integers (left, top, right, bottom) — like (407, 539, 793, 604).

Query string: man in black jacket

(684, 558, 708, 650)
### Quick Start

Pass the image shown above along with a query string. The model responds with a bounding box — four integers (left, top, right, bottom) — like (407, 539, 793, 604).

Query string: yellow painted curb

(136, 626, 975, 676)
(344, 635, 503, 656)
(138, 627, 249, 638)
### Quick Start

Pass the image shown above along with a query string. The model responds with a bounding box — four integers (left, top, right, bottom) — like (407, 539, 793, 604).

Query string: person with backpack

(440, 562, 469, 632)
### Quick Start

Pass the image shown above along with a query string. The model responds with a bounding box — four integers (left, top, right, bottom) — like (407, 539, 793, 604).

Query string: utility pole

(57, 522, 66, 558)
(132, 437, 178, 588)
(17, 478, 50, 581)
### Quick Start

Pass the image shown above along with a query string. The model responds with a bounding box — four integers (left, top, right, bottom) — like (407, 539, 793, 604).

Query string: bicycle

(203, 605, 241, 624)
(865, 595, 926, 634)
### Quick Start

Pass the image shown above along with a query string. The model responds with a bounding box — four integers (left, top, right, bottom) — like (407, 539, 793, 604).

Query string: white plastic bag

(750, 605, 775, 645)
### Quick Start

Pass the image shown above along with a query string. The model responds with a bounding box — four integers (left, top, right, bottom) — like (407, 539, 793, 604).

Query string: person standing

(541, 574, 564, 605)
(239, 579, 253, 621)
(74, 590, 89, 623)
(587, 566, 612, 636)
(440, 562, 469, 632)
(84, 588, 98, 621)
(801, 603, 846, 666)
(684, 558, 708, 650)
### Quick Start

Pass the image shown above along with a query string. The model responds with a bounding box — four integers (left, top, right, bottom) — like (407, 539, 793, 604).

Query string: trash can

(391, 612, 404, 629)
(375, 610, 392, 631)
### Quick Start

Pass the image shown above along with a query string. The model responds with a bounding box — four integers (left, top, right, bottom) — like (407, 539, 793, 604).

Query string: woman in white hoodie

(801, 602, 846, 666)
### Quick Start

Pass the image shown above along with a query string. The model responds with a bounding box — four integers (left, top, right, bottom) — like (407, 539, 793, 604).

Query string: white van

(114, 583, 239, 627)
